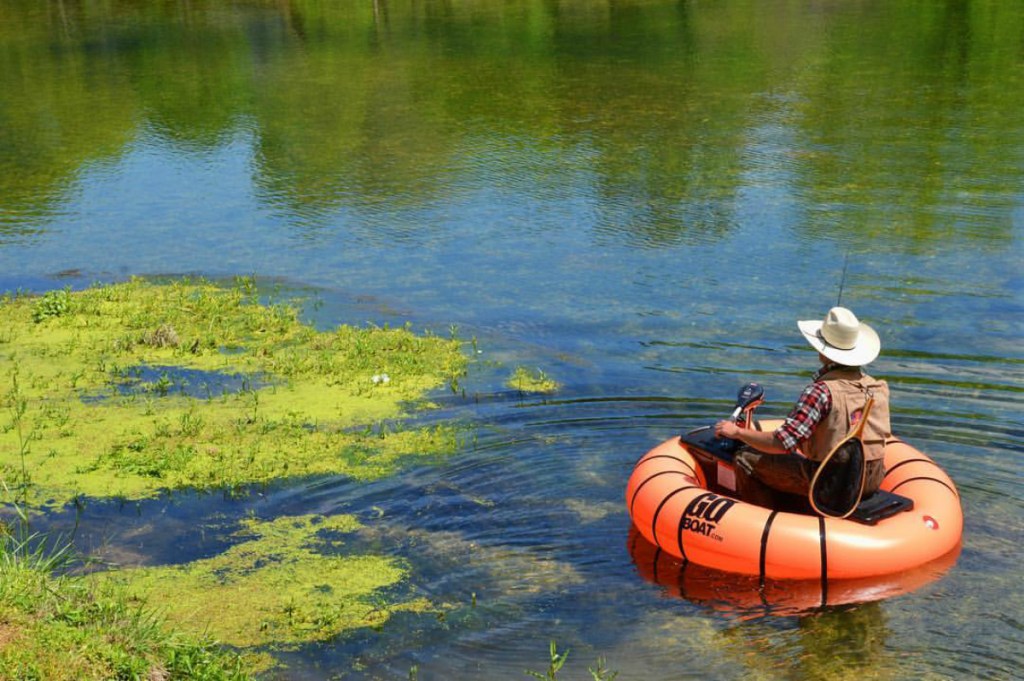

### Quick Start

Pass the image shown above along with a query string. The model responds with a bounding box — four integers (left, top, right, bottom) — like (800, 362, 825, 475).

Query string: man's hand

(715, 420, 741, 439)
(713, 420, 789, 454)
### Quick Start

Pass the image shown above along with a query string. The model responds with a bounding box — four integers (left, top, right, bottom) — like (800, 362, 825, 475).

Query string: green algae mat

(1, 277, 468, 506)
(99, 513, 432, 650)
(1, 278, 472, 662)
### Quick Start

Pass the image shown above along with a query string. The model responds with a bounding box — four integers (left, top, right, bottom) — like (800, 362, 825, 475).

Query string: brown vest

(803, 368, 891, 463)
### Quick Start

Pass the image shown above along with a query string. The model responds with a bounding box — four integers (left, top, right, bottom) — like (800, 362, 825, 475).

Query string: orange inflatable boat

(628, 526, 961, 616)
(626, 418, 963, 583)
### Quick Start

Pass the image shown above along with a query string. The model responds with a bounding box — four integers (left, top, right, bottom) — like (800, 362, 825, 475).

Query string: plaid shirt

(773, 364, 840, 453)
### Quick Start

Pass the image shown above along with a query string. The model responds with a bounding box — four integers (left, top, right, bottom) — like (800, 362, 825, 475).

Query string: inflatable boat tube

(626, 428, 963, 582)
(628, 526, 961, 616)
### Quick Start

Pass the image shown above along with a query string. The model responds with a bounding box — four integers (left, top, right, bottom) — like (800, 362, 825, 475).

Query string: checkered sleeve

(773, 382, 832, 453)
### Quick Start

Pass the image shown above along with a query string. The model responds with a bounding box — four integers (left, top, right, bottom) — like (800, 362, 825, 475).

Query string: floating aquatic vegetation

(508, 366, 561, 394)
(0, 277, 476, 659)
(95, 514, 431, 649)
(0, 277, 469, 506)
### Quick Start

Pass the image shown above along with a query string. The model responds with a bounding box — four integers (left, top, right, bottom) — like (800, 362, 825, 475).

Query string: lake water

(2, 1, 1022, 678)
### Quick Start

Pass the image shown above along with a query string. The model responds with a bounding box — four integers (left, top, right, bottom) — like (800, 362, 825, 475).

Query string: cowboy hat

(798, 307, 880, 366)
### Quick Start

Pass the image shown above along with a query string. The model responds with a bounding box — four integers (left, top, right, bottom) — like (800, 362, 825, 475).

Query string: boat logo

(682, 492, 736, 541)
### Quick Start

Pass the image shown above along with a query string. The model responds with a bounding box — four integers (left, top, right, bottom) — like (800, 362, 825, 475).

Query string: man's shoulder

(799, 380, 832, 404)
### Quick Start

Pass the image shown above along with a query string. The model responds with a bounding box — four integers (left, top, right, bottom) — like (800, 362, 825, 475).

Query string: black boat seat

(849, 490, 914, 525)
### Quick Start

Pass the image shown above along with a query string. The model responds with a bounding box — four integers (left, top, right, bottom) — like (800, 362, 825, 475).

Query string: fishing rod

(837, 252, 850, 307)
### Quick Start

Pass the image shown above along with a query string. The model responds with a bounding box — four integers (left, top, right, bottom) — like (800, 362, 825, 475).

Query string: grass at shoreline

(0, 520, 259, 679)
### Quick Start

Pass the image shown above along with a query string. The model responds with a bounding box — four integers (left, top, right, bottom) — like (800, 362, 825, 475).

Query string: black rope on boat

(651, 486, 698, 550)
(883, 458, 932, 478)
(630, 469, 688, 515)
(890, 475, 958, 498)
(819, 516, 828, 608)
(758, 510, 779, 590)
(675, 508, 692, 563)
(633, 454, 700, 480)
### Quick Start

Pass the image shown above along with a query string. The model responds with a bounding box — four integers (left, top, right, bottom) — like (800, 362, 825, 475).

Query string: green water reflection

(3, 1, 1021, 248)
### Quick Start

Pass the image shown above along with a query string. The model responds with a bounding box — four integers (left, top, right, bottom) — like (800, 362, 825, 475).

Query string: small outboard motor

(729, 382, 764, 427)
(679, 382, 766, 491)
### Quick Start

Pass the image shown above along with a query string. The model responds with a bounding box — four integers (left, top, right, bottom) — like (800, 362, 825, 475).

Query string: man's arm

(714, 420, 790, 454)
(714, 380, 831, 456)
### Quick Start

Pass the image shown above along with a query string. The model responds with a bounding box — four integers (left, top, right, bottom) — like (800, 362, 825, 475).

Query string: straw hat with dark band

(798, 307, 880, 366)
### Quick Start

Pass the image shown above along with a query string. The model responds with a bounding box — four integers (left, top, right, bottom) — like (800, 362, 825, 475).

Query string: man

(714, 307, 891, 509)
